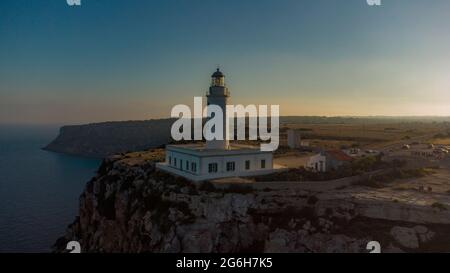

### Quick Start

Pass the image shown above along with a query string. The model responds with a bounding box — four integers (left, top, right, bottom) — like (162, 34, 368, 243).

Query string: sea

(0, 125, 101, 253)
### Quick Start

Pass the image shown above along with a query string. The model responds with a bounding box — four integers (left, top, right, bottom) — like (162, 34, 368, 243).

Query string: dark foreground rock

(54, 150, 450, 253)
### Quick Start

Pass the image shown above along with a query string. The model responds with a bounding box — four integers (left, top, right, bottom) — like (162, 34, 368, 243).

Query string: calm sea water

(0, 125, 100, 253)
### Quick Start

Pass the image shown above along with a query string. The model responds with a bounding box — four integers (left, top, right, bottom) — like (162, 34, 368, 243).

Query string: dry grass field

(432, 138, 450, 145)
(280, 122, 449, 151)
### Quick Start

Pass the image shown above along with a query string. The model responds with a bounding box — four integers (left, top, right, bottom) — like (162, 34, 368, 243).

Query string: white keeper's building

(156, 69, 275, 181)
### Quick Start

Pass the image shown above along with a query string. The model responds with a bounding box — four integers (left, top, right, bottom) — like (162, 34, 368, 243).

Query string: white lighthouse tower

(157, 68, 276, 181)
(206, 68, 230, 150)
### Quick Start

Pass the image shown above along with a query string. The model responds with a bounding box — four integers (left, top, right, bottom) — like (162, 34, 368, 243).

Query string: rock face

(54, 151, 450, 253)
(44, 119, 174, 158)
(390, 226, 420, 249)
(390, 226, 436, 249)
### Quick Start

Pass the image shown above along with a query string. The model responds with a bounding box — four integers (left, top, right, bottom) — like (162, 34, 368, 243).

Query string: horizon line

(2, 115, 450, 127)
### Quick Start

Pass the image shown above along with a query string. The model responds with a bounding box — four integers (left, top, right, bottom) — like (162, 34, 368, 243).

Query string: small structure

(410, 144, 449, 159)
(156, 69, 275, 182)
(307, 150, 353, 172)
(344, 148, 380, 158)
(300, 141, 310, 147)
(344, 147, 361, 157)
(287, 129, 302, 149)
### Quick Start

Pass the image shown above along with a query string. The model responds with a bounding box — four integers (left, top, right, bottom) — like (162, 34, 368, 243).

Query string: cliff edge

(54, 150, 450, 253)
(43, 119, 174, 158)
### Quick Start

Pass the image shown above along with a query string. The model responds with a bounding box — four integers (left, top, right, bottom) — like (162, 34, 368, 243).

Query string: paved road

(376, 133, 438, 153)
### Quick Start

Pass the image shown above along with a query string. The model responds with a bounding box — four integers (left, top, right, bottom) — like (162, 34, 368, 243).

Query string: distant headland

(43, 116, 450, 158)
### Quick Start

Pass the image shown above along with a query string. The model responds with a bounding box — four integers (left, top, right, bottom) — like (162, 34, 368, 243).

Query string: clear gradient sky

(1, 0, 449, 125)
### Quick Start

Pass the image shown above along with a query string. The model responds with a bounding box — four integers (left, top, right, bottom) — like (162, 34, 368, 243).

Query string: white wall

(206, 85, 229, 150)
(199, 153, 272, 175)
(307, 153, 327, 172)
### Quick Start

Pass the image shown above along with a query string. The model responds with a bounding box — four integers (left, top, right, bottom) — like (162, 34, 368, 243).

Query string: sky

(0, 0, 450, 125)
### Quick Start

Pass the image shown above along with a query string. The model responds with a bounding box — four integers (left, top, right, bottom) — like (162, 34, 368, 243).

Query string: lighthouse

(156, 68, 275, 182)
(206, 68, 230, 150)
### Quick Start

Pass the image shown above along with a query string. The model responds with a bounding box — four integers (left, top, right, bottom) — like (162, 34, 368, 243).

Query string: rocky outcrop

(54, 151, 450, 253)
(390, 226, 435, 249)
(44, 119, 174, 158)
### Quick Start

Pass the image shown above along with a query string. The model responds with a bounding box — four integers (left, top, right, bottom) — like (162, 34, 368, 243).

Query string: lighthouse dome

(211, 68, 224, 78)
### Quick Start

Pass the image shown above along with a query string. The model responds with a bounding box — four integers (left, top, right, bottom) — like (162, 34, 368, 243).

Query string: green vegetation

(226, 184, 254, 194)
(350, 155, 388, 173)
(254, 155, 390, 182)
(307, 195, 319, 205)
(198, 181, 218, 192)
(197, 181, 254, 194)
(392, 186, 409, 191)
(358, 168, 434, 188)
(433, 131, 450, 139)
(431, 202, 447, 211)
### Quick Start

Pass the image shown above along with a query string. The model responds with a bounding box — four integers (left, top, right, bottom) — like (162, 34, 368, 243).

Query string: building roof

(166, 143, 272, 157)
(326, 150, 353, 162)
(211, 68, 224, 78)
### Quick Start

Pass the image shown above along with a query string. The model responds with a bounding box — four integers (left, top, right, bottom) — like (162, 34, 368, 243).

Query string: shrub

(431, 202, 447, 211)
(357, 177, 382, 188)
(307, 195, 319, 205)
(226, 184, 254, 194)
(198, 181, 218, 192)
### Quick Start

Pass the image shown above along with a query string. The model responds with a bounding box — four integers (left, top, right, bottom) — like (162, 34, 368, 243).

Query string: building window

(226, 162, 235, 172)
(174, 158, 177, 167)
(180, 160, 183, 170)
(191, 162, 197, 172)
(168, 156, 171, 165)
(245, 160, 250, 170)
(208, 163, 218, 173)
(261, 159, 266, 169)
(186, 160, 189, 171)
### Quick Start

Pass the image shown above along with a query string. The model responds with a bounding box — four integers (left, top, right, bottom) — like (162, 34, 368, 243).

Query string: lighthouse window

(226, 162, 235, 172)
(208, 163, 218, 173)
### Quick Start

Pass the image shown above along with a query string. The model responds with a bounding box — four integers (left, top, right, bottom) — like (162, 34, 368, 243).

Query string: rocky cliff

(54, 150, 450, 253)
(44, 119, 174, 158)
